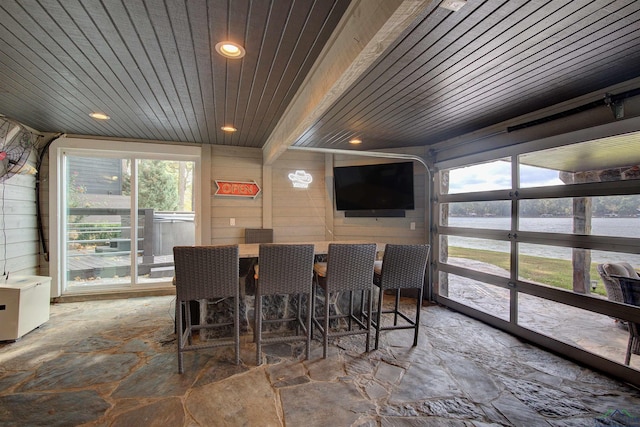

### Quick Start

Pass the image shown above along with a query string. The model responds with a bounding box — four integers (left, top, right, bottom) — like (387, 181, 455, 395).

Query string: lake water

(446, 217, 640, 265)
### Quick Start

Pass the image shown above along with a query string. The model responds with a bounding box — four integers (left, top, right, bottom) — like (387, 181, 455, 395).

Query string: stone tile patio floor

(1, 295, 640, 426)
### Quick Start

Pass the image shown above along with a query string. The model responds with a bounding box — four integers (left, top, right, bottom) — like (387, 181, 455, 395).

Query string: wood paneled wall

(209, 145, 264, 244)
(208, 146, 328, 244)
(271, 150, 327, 242)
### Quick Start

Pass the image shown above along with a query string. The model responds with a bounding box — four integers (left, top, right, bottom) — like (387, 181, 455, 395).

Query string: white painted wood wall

(0, 151, 40, 277)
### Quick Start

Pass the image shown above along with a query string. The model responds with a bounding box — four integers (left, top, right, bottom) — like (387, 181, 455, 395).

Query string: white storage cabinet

(0, 276, 51, 341)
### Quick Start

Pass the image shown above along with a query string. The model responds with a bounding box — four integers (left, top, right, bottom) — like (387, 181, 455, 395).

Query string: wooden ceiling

(1, 0, 640, 155)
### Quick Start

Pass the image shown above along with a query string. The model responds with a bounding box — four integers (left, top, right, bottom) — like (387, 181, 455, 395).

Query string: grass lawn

(448, 246, 606, 296)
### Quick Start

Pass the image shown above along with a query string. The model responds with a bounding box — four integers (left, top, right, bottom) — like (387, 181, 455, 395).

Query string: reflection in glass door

(64, 155, 195, 291)
(134, 159, 195, 284)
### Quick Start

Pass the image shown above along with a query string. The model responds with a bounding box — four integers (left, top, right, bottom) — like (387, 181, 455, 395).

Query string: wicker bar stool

(243, 228, 273, 278)
(255, 243, 315, 365)
(244, 228, 273, 244)
(242, 228, 273, 287)
(371, 244, 430, 350)
(173, 245, 240, 374)
(313, 243, 377, 358)
(616, 276, 640, 365)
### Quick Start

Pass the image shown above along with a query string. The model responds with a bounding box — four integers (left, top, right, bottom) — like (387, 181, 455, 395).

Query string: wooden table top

(237, 241, 385, 258)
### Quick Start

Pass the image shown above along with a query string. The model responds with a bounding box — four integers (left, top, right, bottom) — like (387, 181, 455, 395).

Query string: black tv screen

(333, 161, 415, 212)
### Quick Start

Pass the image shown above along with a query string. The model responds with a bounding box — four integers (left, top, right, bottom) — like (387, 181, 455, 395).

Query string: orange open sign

(214, 180, 261, 198)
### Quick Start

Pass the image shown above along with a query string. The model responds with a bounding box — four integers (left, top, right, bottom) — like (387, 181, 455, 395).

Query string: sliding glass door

(55, 140, 199, 294)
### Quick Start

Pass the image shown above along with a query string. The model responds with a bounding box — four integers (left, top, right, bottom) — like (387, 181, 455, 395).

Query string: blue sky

(448, 160, 563, 193)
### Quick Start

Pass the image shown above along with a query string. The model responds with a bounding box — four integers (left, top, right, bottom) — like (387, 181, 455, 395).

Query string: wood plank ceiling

(0, 0, 350, 146)
(1, 0, 640, 154)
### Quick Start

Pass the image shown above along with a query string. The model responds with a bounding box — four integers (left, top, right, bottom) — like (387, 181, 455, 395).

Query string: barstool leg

(324, 290, 330, 358)
(394, 289, 400, 326)
(375, 286, 384, 350)
(235, 295, 240, 365)
(256, 293, 263, 366)
(413, 286, 423, 347)
(177, 301, 184, 374)
(305, 291, 312, 360)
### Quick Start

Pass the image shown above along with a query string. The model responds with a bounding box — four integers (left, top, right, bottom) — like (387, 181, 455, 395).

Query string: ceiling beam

(262, 0, 435, 165)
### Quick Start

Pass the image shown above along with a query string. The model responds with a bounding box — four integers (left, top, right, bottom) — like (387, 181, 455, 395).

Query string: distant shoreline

(446, 217, 640, 265)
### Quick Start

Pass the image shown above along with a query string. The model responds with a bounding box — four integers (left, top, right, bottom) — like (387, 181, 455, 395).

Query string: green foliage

(592, 195, 640, 217)
(67, 171, 88, 223)
(122, 160, 179, 211)
(67, 171, 87, 208)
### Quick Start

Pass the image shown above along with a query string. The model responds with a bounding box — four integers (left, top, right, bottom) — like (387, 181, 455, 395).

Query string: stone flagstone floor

(1, 295, 640, 426)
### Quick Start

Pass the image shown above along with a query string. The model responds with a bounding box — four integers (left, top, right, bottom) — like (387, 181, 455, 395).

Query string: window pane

(66, 156, 131, 289)
(518, 244, 640, 296)
(518, 244, 640, 285)
(519, 197, 640, 236)
(592, 250, 640, 301)
(519, 199, 573, 230)
(519, 137, 640, 188)
(517, 243, 579, 290)
(591, 250, 640, 269)
(592, 195, 640, 225)
(518, 294, 638, 368)
(518, 164, 564, 188)
(443, 201, 511, 229)
(441, 235, 511, 278)
(441, 158, 511, 194)
(135, 159, 195, 284)
(439, 272, 510, 321)
(65, 155, 196, 291)
(594, 215, 640, 238)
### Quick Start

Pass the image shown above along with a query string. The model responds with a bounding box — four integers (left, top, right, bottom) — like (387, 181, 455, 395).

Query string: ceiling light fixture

(439, 0, 466, 11)
(349, 138, 362, 145)
(89, 112, 110, 120)
(221, 125, 237, 132)
(215, 42, 246, 59)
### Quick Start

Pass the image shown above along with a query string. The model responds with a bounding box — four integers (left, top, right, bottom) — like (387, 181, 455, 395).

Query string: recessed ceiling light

(89, 112, 110, 120)
(439, 0, 466, 11)
(221, 125, 237, 132)
(349, 138, 362, 145)
(215, 42, 246, 59)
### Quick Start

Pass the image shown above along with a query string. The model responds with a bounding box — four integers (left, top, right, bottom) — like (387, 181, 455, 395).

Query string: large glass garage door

(434, 135, 640, 379)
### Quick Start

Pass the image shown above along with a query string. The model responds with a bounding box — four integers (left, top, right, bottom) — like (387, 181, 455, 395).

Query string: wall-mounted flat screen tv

(333, 161, 414, 214)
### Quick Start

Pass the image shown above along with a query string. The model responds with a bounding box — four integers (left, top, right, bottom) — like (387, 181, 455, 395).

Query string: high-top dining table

(237, 241, 386, 259)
